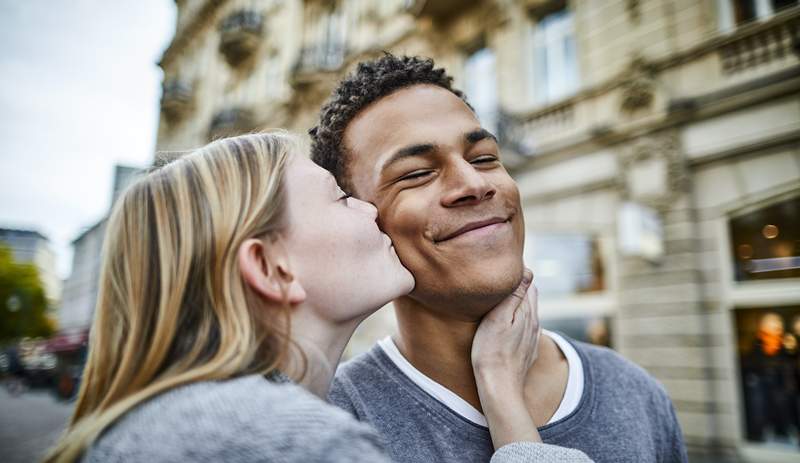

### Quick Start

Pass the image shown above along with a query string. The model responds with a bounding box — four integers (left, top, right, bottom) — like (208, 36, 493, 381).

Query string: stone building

(59, 219, 106, 330)
(155, 0, 800, 460)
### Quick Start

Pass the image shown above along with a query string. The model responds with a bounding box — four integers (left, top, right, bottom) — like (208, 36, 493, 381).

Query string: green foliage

(0, 244, 54, 342)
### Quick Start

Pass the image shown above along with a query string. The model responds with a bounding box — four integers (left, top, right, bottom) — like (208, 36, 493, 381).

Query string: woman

(45, 132, 591, 462)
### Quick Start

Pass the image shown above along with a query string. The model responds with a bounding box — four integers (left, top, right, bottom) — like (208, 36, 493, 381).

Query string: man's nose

(440, 160, 496, 207)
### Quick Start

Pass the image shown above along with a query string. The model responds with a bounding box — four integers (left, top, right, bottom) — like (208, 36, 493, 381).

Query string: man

(309, 54, 687, 463)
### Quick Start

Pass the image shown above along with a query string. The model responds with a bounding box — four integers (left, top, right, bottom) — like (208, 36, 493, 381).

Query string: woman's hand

(471, 269, 543, 449)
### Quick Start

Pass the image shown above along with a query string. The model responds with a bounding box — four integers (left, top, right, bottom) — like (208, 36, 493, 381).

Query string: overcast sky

(0, 1, 176, 279)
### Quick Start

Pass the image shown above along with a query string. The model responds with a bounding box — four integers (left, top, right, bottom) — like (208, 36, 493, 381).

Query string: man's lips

(436, 217, 510, 243)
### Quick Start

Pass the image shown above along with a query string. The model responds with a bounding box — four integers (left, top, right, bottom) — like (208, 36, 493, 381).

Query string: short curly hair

(309, 53, 470, 193)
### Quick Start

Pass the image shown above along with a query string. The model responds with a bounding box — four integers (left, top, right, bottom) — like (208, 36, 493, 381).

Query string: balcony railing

(208, 108, 255, 141)
(497, 102, 575, 157)
(718, 8, 800, 75)
(160, 79, 194, 123)
(218, 10, 264, 67)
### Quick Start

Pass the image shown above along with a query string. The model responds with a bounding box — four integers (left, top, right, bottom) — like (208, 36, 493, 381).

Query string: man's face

(343, 84, 525, 320)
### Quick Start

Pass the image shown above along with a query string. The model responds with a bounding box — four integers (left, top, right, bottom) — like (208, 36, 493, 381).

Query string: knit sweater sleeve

(491, 442, 594, 463)
(82, 376, 394, 463)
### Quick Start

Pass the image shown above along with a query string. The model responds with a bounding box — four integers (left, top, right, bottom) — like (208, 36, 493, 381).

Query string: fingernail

(522, 269, 533, 285)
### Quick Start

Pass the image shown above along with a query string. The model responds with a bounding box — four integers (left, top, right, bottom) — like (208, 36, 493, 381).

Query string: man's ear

(238, 237, 307, 305)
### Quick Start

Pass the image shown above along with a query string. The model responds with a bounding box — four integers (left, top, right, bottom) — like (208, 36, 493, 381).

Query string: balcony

(497, 102, 576, 159)
(160, 79, 194, 123)
(718, 8, 800, 75)
(208, 108, 256, 141)
(218, 10, 264, 67)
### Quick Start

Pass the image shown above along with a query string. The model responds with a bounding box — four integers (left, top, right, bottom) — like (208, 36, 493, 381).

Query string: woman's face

(281, 155, 414, 322)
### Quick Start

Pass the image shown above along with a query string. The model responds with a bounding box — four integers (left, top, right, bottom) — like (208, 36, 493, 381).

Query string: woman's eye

(338, 193, 351, 203)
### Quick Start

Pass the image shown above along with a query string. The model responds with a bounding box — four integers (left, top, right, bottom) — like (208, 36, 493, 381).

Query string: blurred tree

(0, 244, 54, 342)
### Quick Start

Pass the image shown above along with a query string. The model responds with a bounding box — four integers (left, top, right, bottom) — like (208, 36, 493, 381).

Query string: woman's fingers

(517, 280, 540, 367)
(472, 269, 536, 371)
(508, 269, 533, 324)
(472, 268, 544, 448)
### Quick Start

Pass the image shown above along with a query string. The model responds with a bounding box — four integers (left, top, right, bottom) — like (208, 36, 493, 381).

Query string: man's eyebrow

(465, 128, 498, 145)
(380, 143, 437, 171)
(379, 129, 496, 172)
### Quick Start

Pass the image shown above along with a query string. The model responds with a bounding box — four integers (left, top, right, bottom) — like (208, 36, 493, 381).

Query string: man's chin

(407, 274, 524, 322)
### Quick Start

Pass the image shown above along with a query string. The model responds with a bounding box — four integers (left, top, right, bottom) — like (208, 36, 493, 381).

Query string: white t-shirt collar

(377, 329, 584, 427)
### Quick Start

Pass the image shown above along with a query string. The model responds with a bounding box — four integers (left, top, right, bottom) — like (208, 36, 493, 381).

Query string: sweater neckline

(369, 333, 596, 438)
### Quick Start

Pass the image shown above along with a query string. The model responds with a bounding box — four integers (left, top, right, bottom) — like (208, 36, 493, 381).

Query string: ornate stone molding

(617, 130, 689, 212)
(626, 0, 641, 23)
(218, 10, 264, 68)
(619, 56, 657, 113)
(160, 78, 195, 124)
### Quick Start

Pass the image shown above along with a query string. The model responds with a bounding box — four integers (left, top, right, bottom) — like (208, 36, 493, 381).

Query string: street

(0, 384, 74, 463)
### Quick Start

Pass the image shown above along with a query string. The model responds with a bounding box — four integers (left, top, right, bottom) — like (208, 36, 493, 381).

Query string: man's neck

(394, 297, 483, 409)
(392, 296, 568, 424)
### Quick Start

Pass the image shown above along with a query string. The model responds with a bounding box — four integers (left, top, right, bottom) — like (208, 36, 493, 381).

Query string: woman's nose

(353, 197, 379, 220)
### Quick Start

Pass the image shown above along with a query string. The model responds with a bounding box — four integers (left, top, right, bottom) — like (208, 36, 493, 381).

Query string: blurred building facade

(156, 0, 800, 460)
(59, 166, 141, 331)
(59, 220, 106, 330)
(0, 228, 62, 309)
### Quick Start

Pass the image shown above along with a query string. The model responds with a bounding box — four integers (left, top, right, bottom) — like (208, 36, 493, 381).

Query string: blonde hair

(46, 131, 300, 462)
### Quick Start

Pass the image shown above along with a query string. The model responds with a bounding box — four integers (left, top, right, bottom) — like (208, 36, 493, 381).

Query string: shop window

(729, 196, 800, 282)
(735, 306, 800, 449)
(529, 4, 579, 105)
(463, 47, 498, 134)
(524, 232, 605, 298)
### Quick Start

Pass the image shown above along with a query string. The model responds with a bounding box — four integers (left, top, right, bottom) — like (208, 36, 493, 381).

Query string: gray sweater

(83, 374, 592, 462)
(330, 336, 688, 463)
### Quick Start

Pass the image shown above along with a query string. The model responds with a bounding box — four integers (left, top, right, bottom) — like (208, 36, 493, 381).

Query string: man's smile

(434, 216, 513, 244)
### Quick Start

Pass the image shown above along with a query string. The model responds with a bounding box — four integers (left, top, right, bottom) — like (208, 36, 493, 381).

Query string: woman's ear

(238, 238, 306, 305)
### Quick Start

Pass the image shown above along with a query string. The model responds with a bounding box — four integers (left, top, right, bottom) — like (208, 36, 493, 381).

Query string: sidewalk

(0, 384, 74, 463)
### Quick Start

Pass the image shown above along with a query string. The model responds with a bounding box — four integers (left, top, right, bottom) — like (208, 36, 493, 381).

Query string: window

(524, 232, 605, 298)
(322, 7, 346, 68)
(529, 6, 579, 105)
(463, 47, 498, 134)
(525, 232, 610, 347)
(298, 2, 347, 72)
(735, 306, 800, 450)
(729, 196, 800, 282)
(718, 0, 800, 32)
